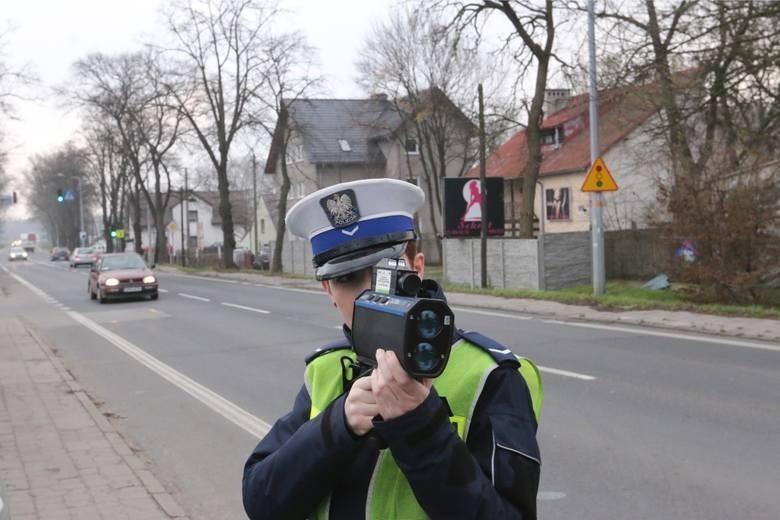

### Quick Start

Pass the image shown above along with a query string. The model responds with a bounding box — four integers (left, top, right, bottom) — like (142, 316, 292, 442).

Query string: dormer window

(541, 126, 563, 146)
(405, 138, 419, 154)
(338, 139, 351, 152)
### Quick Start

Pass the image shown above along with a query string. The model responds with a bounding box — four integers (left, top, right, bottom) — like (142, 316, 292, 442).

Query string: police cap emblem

(320, 189, 360, 228)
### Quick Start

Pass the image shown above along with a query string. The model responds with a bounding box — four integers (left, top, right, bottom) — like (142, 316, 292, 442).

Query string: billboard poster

(444, 178, 505, 238)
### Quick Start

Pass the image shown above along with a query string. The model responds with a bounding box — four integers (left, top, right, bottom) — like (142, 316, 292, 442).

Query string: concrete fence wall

(443, 232, 591, 290)
(276, 231, 594, 292)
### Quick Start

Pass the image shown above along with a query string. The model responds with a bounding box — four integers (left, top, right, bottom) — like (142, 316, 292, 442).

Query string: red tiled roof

(469, 80, 672, 179)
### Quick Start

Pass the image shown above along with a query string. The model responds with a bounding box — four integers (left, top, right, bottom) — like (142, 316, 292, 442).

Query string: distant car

(70, 247, 98, 268)
(21, 241, 35, 253)
(252, 250, 270, 270)
(88, 252, 158, 303)
(8, 246, 28, 261)
(50, 247, 70, 261)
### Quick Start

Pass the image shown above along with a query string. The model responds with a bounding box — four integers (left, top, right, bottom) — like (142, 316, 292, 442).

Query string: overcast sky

(2, 0, 397, 218)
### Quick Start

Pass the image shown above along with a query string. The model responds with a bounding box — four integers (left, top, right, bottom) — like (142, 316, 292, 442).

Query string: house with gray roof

(264, 92, 476, 264)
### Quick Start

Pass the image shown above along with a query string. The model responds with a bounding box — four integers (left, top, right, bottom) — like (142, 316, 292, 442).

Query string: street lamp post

(57, 174, 85, 247)
(74, 176, 85, 247)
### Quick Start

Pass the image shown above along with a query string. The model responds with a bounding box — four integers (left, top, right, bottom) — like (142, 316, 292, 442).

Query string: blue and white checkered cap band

(310, 214, 415, 258)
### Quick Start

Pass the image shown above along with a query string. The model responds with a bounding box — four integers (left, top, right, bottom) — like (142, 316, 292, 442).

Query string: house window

(338, 139, 351, 152)
(545, 187, 570, 220)
(541, 127, 563, 146)
(286, 143, 304, 164)
(188, 210, 198, 222)
(405, 138, 419, 154)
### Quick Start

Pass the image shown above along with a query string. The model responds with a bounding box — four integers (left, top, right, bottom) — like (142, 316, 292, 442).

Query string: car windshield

(76, 248, 94, 254)
(10, 247, 24, 253)
(101, 255, 147, 271)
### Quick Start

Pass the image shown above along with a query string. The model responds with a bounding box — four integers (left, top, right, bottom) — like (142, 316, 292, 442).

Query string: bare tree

(161, 0, 278, 268)
(442, 0, 558, 238)
(25, 146, 90, 249)
(69, 51, 183, 263)
(81, 117, 132, 253)
(253, 31, 323, 273)
(0, 24, 37, 218)
(357, 6, 498, 258)
(590, 0, 780, 301)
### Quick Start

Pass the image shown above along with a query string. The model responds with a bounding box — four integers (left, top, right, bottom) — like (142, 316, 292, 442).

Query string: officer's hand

(371, 348, 432, 421)
(344, 375, 379, 436)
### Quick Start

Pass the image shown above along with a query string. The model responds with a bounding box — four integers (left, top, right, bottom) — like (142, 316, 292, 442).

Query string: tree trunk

(217, 161, 237, 269)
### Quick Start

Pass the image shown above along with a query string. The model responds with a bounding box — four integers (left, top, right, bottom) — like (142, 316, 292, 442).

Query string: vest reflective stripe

(517, 356, 543, 422)
(304, 340, 501, 519)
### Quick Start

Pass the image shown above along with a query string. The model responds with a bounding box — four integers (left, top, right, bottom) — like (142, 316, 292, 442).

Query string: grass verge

(427, 266, 780, 320)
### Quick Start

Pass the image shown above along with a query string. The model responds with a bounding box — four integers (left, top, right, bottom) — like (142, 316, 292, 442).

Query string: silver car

(8, 246, 28, 261)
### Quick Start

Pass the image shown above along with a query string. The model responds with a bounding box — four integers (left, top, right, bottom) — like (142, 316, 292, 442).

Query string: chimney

(544, 88, 571, 116)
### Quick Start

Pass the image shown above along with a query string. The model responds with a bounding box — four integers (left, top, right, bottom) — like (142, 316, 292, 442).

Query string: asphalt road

(3, 251, 779, 519)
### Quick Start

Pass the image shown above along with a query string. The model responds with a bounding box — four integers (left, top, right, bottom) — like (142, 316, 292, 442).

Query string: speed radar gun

(351, 257, 454, 379)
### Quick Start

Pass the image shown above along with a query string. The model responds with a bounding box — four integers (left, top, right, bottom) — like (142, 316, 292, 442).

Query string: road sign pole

(588, 0, 605, 296)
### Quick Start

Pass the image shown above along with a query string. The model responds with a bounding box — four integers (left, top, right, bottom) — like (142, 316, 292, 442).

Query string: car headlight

(143, 275, 156, 284)
(104, 278, 120, 287)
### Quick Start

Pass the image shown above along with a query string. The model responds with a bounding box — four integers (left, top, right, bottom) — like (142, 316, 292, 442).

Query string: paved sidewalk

(0, 316, 189, 520)
(161, 266, 780, 343)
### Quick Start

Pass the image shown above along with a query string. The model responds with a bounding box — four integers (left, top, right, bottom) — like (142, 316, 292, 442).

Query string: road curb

(22, 321, 190, 519)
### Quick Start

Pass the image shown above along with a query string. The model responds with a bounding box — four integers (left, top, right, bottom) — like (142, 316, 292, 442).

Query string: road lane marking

(542, 319, 780, 352)
(221, 302, 270, 314)
(452, 306, 533, 320)
(537, 366, 595, 380)
(65, 309, 271, 439)
(178, 293, 210, 302)
(2, 266, 272, 439)
(159, 288, 169, 293)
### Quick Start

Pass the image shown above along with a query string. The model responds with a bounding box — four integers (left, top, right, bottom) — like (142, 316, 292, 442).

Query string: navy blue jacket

(243, 283, 540, 519)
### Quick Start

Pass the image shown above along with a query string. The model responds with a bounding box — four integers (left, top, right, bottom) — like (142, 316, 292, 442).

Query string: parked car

(70, 247, 98, 268)
(88, 252, 158, 303)
(252, 250, 270, 270)
(8, 246, 28, 261)
(50, 246, 70, 261)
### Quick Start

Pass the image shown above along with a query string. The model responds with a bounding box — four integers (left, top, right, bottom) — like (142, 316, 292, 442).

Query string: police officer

(243, 179, 540, 519)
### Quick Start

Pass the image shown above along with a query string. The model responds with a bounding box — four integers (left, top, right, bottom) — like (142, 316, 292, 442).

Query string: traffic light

(56, 189, 64, 203)
(110, 228, 117, 238)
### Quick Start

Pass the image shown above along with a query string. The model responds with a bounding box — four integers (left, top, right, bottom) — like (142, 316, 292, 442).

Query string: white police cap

(286, 178, 425, 280)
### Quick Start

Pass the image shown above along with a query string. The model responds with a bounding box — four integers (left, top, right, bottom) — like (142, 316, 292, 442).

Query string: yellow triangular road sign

(581, 157, 618, 192)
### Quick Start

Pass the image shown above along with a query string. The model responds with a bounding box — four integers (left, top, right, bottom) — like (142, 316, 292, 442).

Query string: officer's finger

(372, 353, 400, 402)
(380, 350, 412, 386)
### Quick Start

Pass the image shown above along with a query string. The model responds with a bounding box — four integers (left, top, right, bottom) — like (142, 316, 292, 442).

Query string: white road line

(537, 366, 596, 380)
(66, 309, 271, 439)
(178, 293, 210, 302)
(4, 266, 271, 439)
(452, 306, 533, 320)
(542, 319, 780, 352)
(221, 302, 270, 314)
(159, 288, 169, 293)
(252, 283, 323, 295)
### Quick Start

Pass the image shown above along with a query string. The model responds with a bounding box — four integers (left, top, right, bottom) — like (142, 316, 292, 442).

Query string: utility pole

(146, 193, 152, 264)
(478, 83, 488, 289)
(180, 186, 186, 268)
(252, 152, 259, 255)
(76, 177, 85, 247)
(183, 168, 189, 267)
(588, 0, 606, 295)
